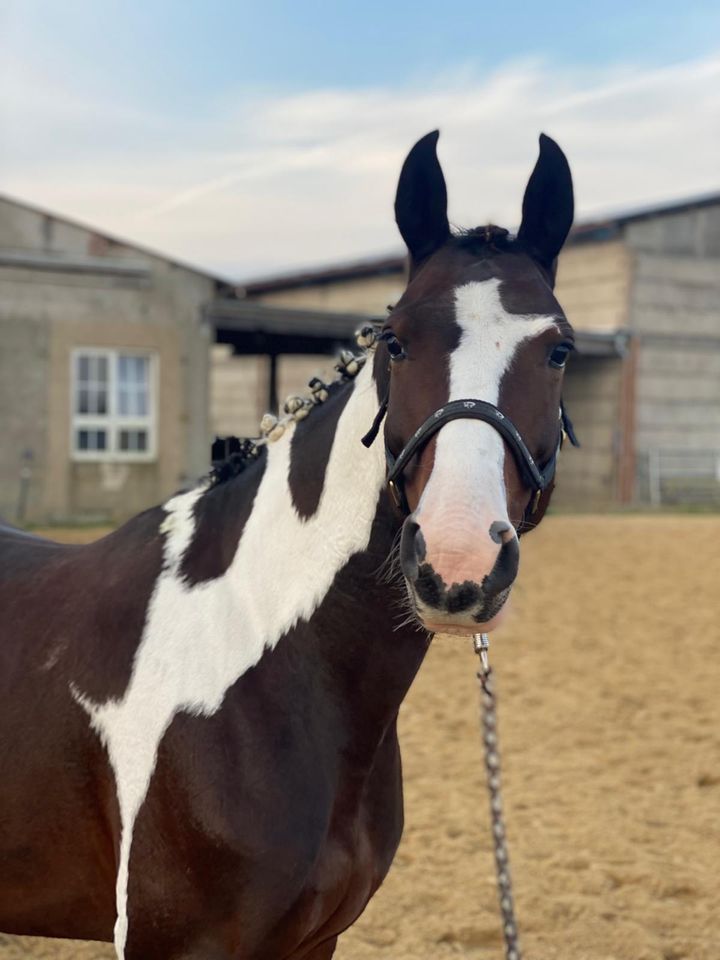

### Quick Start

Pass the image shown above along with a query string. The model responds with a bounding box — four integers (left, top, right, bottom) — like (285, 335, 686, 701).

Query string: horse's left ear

(517, 134, 574, 276)
(395, 130, 450, 268)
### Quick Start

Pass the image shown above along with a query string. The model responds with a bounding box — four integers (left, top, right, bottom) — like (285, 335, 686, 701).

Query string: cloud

(1, 52, 719, 278)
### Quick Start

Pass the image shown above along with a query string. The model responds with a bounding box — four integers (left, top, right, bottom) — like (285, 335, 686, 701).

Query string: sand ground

(2, 516, 719, 959)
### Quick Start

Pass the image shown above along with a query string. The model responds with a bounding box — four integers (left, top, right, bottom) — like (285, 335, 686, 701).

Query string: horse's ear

(395, 130, 450, 267)
(517, 134, 574, 274)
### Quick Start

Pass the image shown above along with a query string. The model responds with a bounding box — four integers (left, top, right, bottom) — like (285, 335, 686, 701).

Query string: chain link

(473, 635, 523, 960)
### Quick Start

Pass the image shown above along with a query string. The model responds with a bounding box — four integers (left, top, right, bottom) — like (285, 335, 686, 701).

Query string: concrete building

(0, 195, 231, 524)
(216, 193, 720, 508)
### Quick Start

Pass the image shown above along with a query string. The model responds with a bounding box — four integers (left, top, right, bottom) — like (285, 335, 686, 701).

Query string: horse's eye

(549, 343, 573, 369)
(381, 331, 406, 361)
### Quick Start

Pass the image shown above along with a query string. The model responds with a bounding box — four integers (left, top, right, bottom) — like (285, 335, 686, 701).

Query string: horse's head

(377, 131, 575, 635)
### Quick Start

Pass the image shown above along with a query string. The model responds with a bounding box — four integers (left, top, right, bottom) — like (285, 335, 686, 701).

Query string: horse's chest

(127, 701, 405, 959)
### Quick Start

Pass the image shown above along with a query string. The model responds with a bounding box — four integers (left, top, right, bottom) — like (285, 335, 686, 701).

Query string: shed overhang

(206, 298, 629, 359)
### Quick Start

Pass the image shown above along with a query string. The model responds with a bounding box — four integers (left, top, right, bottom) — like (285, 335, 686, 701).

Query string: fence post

(648, 448, 661, 508)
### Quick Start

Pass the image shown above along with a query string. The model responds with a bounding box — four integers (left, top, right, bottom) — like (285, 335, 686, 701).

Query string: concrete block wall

(623, 204, 720, 503)
(0, 197, 215, 523)
(555, 241, 632, 333)
(554, 356, 623, 508)
(0, 317, 50, 521)
(629, 253, 720, 459)
(210, 347, 267, 439)
(253, 274, 405, 317)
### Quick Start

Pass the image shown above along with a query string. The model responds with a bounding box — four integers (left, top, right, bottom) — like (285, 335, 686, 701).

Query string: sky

(1, 1, 720, 279)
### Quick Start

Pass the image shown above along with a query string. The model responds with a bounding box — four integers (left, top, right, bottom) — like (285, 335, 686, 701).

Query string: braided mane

(208, 324, 381, 488)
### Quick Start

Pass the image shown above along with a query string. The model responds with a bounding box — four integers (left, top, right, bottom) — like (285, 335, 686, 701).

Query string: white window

(71, 349, 157, 461)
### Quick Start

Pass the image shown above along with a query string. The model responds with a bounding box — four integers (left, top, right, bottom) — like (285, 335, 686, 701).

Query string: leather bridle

(362, 394, 579, 529)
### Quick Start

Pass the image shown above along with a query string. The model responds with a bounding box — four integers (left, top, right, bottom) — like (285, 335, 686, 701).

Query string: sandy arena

(2, 516, 719, 959)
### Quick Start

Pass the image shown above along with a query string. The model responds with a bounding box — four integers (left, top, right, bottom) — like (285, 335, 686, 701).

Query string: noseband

(362, 395, 579, 527)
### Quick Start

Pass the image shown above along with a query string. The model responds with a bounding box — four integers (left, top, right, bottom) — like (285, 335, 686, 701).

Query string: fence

(638, 449, 720, 507)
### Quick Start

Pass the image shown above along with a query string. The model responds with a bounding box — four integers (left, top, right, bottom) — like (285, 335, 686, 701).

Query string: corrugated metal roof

(241, 191, 720, 293)
(571, 191, 720, 245)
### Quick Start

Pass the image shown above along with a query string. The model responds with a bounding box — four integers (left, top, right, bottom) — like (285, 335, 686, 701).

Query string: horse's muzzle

(399, 518, 519, 631)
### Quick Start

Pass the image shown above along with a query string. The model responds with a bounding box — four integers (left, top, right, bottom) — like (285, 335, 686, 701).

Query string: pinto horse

(0, 131, 575, 960)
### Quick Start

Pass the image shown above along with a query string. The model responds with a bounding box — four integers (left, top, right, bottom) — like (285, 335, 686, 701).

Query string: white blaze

(72, 362, 386, 959)
(414, 277, 558, 587)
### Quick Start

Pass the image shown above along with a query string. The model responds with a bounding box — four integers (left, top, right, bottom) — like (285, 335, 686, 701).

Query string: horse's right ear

(395, 130, 450, 267)
(517, 133, 574, 275)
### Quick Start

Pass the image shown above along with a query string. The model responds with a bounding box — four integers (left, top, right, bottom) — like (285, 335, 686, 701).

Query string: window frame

(70, 347, 158, 462)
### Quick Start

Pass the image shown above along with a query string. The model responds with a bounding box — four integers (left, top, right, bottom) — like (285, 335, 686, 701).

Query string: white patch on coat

(72, 363, 385, 959)
(415, 277, 558, 561)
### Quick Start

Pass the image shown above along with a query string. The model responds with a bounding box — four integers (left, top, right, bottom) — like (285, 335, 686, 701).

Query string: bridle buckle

(388, 478, 403, 509)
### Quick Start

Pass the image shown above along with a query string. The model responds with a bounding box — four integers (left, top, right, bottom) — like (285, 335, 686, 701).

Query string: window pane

(76, 354, 108, 415)
(118, 387, 141, 416)
(132, 356, 148, 385)
(118, 355, 130, 386)
(118, 355, 148, 386)
(119, 429, 148, 452)
(117, 355, 150, 417)
(83, 386, 105, 415)
(77, 428, 107, 452)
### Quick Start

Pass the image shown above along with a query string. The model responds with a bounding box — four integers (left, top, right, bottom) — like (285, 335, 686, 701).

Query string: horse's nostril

(483, 532, 519, 598)
(399, 520, 426, 580)
(489, 520, 514, 545)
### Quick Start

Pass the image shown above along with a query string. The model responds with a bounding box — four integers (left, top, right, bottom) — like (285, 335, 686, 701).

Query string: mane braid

(208, 324, 382, 488)
(209, 437, 262, 487)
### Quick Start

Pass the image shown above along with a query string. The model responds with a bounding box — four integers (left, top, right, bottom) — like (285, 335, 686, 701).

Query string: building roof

(570, 190, 720, 245)
(5, 186, 718, 297)
(241, 190, 720, 294)
(0, 192, 234, 288)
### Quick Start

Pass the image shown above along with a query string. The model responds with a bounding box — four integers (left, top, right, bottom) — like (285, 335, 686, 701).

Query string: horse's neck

(158, 361, 426, 732)
(160, 362, 394, 661)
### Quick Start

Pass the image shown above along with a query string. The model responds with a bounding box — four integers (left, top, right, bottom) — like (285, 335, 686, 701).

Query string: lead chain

(473, 634, 523, 960)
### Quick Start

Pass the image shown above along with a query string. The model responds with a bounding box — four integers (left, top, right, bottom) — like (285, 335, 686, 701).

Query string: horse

(0, 130, 576, 960)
